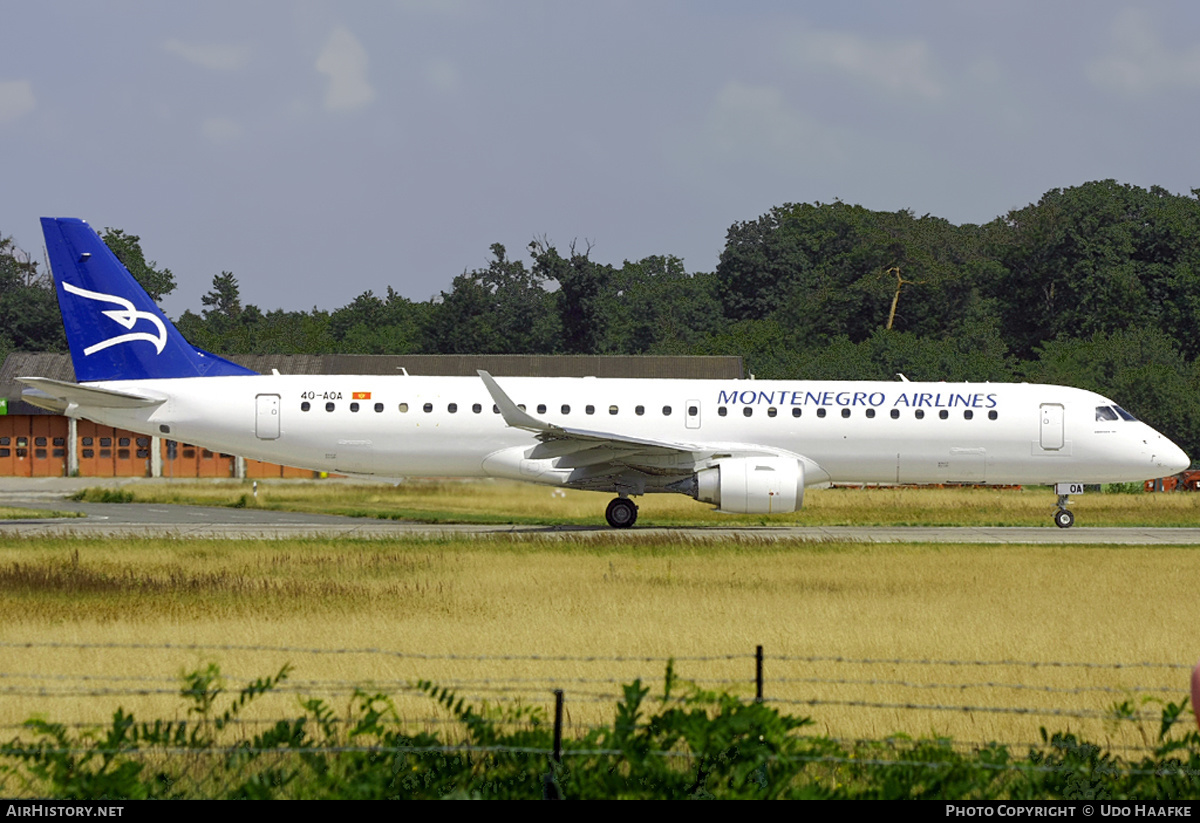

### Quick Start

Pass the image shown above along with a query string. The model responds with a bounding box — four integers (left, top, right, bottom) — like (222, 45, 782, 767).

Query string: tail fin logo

(63, 282, 168, 356)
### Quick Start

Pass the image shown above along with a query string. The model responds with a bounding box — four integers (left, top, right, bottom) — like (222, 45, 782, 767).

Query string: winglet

(477, 370, 557, 434)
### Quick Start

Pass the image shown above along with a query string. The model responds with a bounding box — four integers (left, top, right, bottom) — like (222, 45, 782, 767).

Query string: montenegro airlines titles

(20, 218, 1191, 529)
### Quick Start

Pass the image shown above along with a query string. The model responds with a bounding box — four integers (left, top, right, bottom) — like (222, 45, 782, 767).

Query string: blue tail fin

(42, 217, 256, 382)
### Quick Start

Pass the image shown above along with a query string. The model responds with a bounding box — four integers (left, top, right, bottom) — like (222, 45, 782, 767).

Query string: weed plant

(2, 663, 1197, 799)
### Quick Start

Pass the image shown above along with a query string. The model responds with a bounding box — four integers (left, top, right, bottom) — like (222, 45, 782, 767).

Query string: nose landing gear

(605, 497, 638, 528)
(1054, 493, 1074, 529)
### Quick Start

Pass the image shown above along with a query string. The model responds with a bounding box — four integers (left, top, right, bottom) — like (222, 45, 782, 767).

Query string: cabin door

(256, 394, 281, 440)
(1039, 403, 1064, 451)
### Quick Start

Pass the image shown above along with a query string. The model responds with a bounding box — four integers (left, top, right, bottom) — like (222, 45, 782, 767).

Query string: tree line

(3, 179, 1199, 462)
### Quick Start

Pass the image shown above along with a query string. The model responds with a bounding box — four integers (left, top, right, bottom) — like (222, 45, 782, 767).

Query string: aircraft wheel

(605, 498, 638, 529)
(1054, 509, 1075, 529)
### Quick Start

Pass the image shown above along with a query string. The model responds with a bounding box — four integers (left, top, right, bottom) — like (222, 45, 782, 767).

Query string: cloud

(316, 26, 376, 112)
(785, 27, 943, 100)
(202, 117, 242, 144)
(1086, 8, 1200, 95)
(423, 58, 461, 93)
(687, 81, 848, 171)
(0, 80, 35, 125)
(395, 0, 469, 16)
(163, 39, 250, 71)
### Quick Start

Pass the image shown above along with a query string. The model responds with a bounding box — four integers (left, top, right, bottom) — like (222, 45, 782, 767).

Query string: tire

(605, 498, 638, 528)
(1054, 509, 1074, 529)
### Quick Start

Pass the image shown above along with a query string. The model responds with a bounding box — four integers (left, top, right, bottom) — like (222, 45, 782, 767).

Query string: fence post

(756, 645, 764, 703)
(543, 689, 565, 800)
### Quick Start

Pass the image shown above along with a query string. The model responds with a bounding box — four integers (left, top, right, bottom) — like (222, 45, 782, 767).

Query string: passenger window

(448, 403, 457, 413)
(915, 409, 925, 419)
(635, 405, 644, 416)
(518, 404, 526, 411)
(768, 407, 777, 418)
(718, 407, 728, 417)
(375, 403, 384, 413)
(743, 407, 753, 417)
(665, 406, 674, 416)
(609, 405, 618, 415)
(964, 410, 973, 420)
(493, 405, 500, 414)
(792, 408, 801, 418)
(350, 402, 360, 412)
(473, 403, 482, 414)
(865, 408, 875, 419)
(988, 410, 998, 420)
(561, 404, 570, 415)
(890, 409, 899, 419)
(301, 401, 311, 412)
(399, 403, 409, 413)
(423, 403, 432, 413)
(841, 408, 850, 418)
(537, 404, 547, 414)
(817, 408, 826, 418)
(939, 410, 948, 420)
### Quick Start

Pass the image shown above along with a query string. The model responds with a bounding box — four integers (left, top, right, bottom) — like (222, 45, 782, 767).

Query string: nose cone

(1160, 438, 1191, 475)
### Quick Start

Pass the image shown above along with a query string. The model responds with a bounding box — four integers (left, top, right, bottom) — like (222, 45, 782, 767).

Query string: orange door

(30, 416, 68, 476)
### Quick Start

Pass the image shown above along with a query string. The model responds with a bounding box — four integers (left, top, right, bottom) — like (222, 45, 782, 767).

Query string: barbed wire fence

(0, 641, 1196, 797)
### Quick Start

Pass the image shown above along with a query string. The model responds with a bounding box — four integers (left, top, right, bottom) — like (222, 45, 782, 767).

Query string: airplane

(19, 217, 1191, 529)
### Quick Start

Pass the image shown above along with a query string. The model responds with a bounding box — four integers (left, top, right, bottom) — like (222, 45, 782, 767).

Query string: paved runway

(2, 481, 1198, 543)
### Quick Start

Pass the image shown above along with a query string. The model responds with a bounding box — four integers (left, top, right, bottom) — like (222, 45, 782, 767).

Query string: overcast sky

(3, 1, 1199, 317)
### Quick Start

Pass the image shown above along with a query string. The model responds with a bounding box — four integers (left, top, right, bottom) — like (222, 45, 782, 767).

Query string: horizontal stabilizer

(18, 376, 167, 411)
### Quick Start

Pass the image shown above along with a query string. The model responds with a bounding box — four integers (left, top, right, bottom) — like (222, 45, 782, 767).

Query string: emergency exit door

(1039, 403, 1064, 450)
(256, 394, 280, 440)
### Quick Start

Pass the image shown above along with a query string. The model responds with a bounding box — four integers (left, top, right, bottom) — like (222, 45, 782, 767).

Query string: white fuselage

(69, 375, 1188, 490)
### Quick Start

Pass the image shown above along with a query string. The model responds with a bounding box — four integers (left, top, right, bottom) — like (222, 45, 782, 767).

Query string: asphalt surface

(1, 476, 1198, 543)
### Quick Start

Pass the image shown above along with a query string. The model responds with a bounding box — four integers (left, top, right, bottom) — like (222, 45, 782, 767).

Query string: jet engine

(694, 456, 805, 514)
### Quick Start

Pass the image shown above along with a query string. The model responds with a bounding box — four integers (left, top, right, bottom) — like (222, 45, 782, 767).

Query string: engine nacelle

(694, 456, 805, 514)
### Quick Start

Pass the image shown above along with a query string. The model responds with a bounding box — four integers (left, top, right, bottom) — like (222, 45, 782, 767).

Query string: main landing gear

(605, 497, 638, 528)
(1054, 493, 1075, 529)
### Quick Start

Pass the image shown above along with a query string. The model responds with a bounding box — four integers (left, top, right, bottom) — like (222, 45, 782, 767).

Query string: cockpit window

(1095, 406, 1119, 422)
(1115, 406, 1138, 421)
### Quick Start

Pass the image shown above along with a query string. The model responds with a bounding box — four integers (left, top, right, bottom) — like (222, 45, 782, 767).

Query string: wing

(477, 371, 827, 493)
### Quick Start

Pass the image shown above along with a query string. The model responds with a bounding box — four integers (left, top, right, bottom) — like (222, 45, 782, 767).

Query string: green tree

(989, 181, 1200, 360)
(422, 243, 559, 354)
(716, 202, 995, 350)
(329, 288, 427, 354)
(602, 256, 724, 354)
(0, 234, 65, 353)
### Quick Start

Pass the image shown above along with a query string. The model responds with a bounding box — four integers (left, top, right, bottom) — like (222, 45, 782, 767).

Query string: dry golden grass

(1, 533, 1196, 755)
(82, 478, 1200, 527)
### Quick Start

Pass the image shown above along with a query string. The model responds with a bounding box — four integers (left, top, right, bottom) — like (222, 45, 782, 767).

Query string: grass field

(0, 506, 82, 520)
(1, 528, 1196, 756)
(72, 477, 1200, 527)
